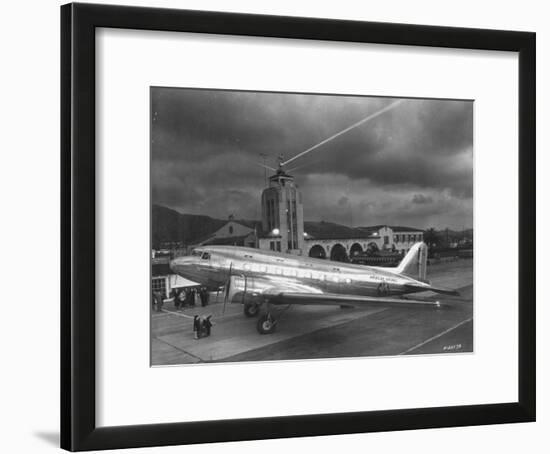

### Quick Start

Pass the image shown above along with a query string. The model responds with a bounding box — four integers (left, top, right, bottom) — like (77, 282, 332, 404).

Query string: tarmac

(151, 258, 473, 365)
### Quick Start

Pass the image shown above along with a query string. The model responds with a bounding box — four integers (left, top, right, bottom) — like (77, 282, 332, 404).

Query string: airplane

(169, 242, 460, 335)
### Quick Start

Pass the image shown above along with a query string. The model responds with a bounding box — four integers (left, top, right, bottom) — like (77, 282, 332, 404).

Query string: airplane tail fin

(395, 242, 428, 281)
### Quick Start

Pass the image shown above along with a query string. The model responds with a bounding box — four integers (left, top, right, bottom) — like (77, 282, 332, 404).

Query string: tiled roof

(359, 225, 424, 233)
(202, 234, 252, 246)
(390, 226, 425, 233)
(232, 220, 262, 230)
(304, 221, 376, 240)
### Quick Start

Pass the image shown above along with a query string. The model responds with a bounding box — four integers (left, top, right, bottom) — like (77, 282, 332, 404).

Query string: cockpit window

(191, 249, 202, 257)
(201, 252, 210, 260)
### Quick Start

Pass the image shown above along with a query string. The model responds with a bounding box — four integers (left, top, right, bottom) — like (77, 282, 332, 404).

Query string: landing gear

(244, 303, 259, 317)
(257, 313, 277, 334)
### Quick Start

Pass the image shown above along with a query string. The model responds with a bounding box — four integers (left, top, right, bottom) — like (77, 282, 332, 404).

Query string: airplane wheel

(244, 303, 259, 317)
(257, 314, 276, 334)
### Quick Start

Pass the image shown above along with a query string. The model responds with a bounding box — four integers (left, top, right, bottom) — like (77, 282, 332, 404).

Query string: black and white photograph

(0, 0, 542, 451)
(150, 88, 474, 365)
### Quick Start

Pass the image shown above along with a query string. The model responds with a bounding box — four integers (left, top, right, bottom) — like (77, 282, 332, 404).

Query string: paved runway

(151, 258, 473, 365)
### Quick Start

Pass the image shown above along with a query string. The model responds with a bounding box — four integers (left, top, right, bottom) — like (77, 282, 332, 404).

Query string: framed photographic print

(61, 2, 536, 451)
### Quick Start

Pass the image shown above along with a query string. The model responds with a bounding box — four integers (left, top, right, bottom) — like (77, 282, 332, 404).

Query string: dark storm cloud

(152, 88, 473, 229)
(412, 194, 434, 205)
(338, 196, 350, 206)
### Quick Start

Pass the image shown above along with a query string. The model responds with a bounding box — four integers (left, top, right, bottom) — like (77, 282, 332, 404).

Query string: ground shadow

(34, 431, 59, 447)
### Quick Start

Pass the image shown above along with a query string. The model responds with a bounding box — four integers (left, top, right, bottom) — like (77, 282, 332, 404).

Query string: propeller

(222, 262, 233, 315)
(222, 262, 250, 315)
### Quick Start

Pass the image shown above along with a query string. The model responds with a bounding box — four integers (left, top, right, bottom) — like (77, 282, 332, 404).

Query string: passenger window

(201, 252, 210, 260)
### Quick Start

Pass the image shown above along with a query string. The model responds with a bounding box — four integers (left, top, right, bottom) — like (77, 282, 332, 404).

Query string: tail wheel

(257, 313, 276, 334)
(244, 303, 259, 317)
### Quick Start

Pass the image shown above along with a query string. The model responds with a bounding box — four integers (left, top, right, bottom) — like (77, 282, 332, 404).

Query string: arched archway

(350, 243, 363, 257)
(309, 244, 326, 259)
(330, 243, 348, 262)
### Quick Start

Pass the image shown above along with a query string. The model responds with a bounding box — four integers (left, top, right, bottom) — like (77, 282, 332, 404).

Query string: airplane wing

(227, 276, 448, 308)
(262, 289, 443, 308)
(403, 283, 460, 296)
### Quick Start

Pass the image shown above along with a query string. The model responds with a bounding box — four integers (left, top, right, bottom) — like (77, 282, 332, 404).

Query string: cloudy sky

(151, 88, 473, 230)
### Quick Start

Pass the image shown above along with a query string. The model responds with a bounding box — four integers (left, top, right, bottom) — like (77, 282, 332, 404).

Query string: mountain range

(152, 204, 472, 248)
(152, 205, 228, 248)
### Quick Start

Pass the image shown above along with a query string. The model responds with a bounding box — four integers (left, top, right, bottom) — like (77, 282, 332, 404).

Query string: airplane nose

(169, 256, 192, 273)
(169, 258, 177, 272)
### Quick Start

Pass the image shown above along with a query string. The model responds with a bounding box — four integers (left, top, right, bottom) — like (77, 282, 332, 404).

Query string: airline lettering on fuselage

(368, 275, 398, 283)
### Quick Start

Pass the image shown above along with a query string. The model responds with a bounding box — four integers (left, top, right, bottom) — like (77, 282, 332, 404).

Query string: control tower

(261, 169, 304, 255)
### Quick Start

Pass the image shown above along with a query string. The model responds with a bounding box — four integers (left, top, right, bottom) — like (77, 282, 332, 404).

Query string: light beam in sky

(281, 99, 405, 167)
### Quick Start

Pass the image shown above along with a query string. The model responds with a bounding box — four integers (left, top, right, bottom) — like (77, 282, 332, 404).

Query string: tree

(365, 242, 379, 256)
(424, 228, 440, 248)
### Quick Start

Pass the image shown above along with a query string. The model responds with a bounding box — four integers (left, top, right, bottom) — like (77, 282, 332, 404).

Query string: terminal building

(197, 168, 424, 262)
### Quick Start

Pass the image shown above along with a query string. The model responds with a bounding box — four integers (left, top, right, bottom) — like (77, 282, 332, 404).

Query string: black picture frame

(61, 2, 536, 451)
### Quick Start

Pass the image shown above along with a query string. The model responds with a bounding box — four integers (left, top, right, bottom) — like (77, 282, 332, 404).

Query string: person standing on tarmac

(203, 315, 212, 337)
(153, 291, 163, 312)
(171, 288, 179, 309)
(200, 287, 208, 307)
(193, 315, 200, 340)
(178, 289, 186, 308)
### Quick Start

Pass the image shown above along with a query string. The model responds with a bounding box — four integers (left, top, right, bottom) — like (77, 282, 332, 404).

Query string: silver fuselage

(170, 245, 431, 298)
